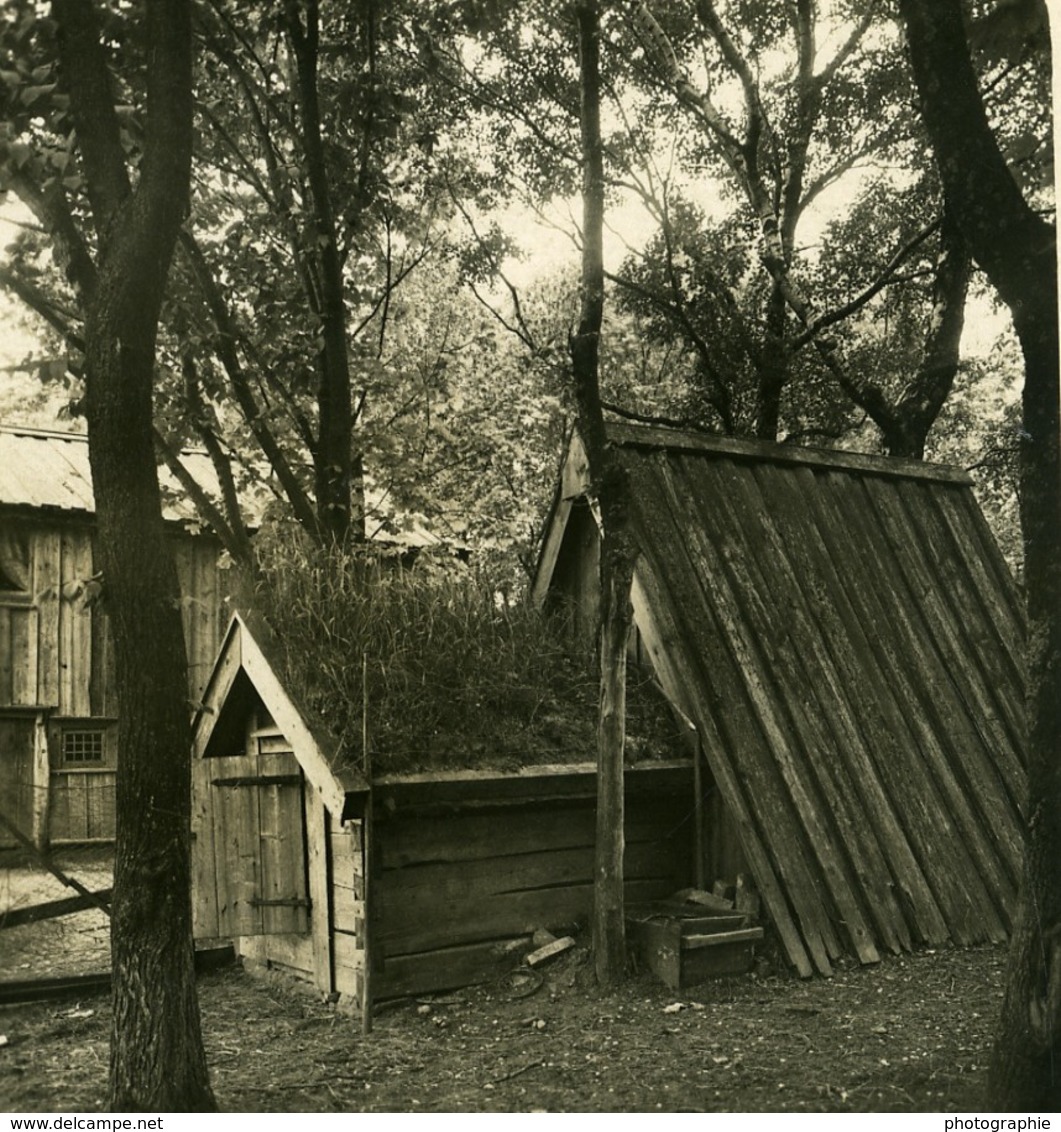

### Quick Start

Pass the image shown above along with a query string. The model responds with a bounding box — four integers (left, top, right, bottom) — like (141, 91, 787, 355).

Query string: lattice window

(62, 728, 105, 766)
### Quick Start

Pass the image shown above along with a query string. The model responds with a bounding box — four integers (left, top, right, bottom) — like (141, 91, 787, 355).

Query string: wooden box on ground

(628, 911, 764, 989)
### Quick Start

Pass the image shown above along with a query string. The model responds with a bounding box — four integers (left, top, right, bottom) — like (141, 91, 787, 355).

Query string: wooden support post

(361, 796, 374, 1036)
(672, 705, 705, 894)
(306, 797, 333, 996)
(1, 887, 114, 930)
(693, 740, 706, 891)
(361, 653, 373, 1036)
(31, 711, 51, 852)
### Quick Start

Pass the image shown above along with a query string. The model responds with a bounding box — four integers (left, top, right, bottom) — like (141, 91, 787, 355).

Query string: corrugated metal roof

(0, 425, 453, 547)
(0, 425, 216, 523)
(544, 424, 1026, 977)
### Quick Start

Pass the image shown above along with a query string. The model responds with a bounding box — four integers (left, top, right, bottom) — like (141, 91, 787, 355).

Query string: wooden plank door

(0, 714, 37, 846)
(200, 732, 310, 939)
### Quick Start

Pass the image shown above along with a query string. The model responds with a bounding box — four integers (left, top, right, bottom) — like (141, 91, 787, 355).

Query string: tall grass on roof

(253, 529, 605, 774)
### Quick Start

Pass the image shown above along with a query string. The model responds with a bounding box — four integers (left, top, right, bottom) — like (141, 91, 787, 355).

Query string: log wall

(372, 761, 695, 997)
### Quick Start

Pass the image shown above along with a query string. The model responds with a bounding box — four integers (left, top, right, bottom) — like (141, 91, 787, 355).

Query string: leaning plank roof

(538, 423, 1026, 977)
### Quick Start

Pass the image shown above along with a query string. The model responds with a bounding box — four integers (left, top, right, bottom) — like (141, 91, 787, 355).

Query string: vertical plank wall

(0, 518, 224, 844)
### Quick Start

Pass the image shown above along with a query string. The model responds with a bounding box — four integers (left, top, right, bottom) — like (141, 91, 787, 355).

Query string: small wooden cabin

(0, 425, 225, 847)
(191, 611, 696, 1004)
(533, 423, 1027, 977)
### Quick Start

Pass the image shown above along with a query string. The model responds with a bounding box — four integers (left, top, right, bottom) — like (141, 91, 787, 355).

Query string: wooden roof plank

(606, 423, 973, 486)
(192, 617, 243, 760)
(937, 481, 1027, 643)
(674, 452, 888, 964)
(761, 464, 952, 946)
(860, 478, 1022, 914)
(895, 481, 1027, 814)
(629, 566, 817, 977)
(930, 487, 1028, 742)
(629, 452, 840, 972)
(783, 464, 973, 941)
(530, 490, 575, 608)
(729, 458, 919, 955)
(818, 471, 1010, 942)
(892, 480, 1025, 761)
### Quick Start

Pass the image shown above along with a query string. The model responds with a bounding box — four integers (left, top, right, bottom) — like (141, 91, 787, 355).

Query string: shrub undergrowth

(253, 529, 682, 775)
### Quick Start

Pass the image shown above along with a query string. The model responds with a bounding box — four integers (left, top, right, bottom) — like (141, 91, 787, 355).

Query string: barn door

(0, 712, 42, 847)
(201, 714, 311, 938)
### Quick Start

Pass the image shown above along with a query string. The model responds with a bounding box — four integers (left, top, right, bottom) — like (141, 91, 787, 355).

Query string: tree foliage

(435, 0, 1048, 467)
(3, 0, 1046, 571)
(2, 0, 507, 557)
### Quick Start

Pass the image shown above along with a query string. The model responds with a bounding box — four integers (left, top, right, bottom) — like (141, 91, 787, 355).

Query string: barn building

(0, 425, 225, 848)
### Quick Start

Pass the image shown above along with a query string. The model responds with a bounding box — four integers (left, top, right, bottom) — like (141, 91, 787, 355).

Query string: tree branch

(178, 230, 322, 539)
(0, 264, 83, 346)
(51, 0, 131, 237)
(5, 167, 98, 303)
(789, 218, 942, 350)
(152, 425, 245, 560)
(180, 353, 254, 560)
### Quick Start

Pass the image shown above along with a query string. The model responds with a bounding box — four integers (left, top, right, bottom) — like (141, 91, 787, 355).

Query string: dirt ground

(0, 850, 113, 982)
(1, 908, 1006, 1113)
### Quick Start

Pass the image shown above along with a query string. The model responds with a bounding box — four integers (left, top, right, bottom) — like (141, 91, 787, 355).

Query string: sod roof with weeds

(254, 540, 685, 776)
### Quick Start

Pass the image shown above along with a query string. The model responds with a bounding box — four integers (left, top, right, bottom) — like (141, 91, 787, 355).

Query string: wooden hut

(0, 425, 225, 847)
(190, 610, 696, 1004)
(532, 423, 1026, 977)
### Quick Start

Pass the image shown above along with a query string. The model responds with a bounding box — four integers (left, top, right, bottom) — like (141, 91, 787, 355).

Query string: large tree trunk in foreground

(54, 0, 216, 1109)
(899, 0, 1060, 1109)
(92, 337, 214, 1110)
(570, 0, 635, 987)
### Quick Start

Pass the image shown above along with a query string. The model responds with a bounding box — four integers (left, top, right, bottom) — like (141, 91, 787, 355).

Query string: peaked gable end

(193, 612, 366, 816)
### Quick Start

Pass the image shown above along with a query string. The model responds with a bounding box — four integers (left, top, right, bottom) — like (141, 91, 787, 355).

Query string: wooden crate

(629, 913, 763, 989)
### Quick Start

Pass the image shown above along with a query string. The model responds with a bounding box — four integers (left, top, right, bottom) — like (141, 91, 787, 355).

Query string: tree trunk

(53, 0, 216, 1109)
(989, 281, 1061, 1109)
(91, 332, 214, 1110)
(285, 0, 355, 544)
(880, 207, 972, 459)
(571, 0, 634, 987)
(899, 0, 1060, 1109)
(755, 283, 787, 440)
